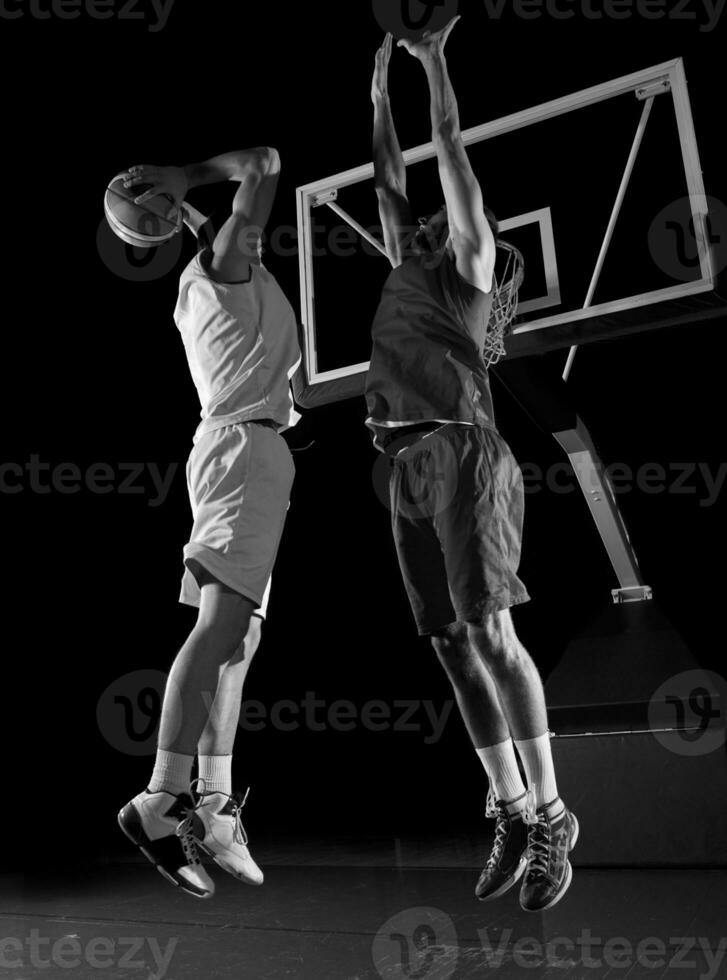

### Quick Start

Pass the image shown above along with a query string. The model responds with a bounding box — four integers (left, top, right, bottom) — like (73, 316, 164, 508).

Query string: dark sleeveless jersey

(365, 248, 496, 448)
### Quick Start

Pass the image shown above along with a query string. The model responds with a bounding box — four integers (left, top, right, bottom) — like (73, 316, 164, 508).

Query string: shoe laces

(523, 789, 538, 826)
(174, 791, 203, 867)
(192, 780, 251, 847)
(486, 813, 509, 870)
(227, 788, 251, 847)
(485, 787, 498, 819)
(523, 792, 557, 881)
(484, 789, 510, 871)
(525, 821, 551, 879)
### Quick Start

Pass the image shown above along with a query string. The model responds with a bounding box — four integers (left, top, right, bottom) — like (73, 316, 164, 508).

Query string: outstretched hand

(397, 15, 460, 59)
(121, 164, 189, 219)
(372, 32, 393, 102)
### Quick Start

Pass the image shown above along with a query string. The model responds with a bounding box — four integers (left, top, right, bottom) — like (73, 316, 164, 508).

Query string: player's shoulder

(178, 249, 208, 285)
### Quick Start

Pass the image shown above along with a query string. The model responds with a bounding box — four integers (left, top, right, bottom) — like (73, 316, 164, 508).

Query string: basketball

(104, 173, 182, 248)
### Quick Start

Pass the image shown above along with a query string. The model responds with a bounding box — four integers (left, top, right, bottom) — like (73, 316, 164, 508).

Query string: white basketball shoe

(118, 789, 215, 899)
(191, 788, 264, 886)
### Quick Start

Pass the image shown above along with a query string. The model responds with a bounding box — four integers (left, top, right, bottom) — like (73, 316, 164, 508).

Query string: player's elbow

(434, 118, 462, 149)
(474, 233, 497, 276)
(256, 146, 281, 175)
(238, 147, 280, 179)
(375, 176, 405, 200)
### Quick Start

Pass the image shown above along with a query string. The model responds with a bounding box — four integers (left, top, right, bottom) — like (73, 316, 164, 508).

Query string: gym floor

(11, 837, 727, 980)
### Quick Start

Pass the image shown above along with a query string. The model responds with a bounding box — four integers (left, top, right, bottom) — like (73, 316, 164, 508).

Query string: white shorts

(179, 421, 295, 617)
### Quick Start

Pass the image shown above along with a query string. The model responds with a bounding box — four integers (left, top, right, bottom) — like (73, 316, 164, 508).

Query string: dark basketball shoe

(118, 790, 215, 899)
(475, 790, 529, 902)
(519, 797, 579, 912)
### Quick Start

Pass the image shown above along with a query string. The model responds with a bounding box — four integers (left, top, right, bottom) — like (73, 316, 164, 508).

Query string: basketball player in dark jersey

(367, 20, 578, 911)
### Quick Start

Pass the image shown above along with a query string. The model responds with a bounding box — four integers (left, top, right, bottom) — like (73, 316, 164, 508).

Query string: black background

(2, 0, 725, 869)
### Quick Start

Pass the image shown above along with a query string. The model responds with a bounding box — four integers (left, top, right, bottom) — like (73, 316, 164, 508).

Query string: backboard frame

(293, 57, 717, 408)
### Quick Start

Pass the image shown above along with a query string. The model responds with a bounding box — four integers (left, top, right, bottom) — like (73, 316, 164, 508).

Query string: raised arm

(399, 18, 496, 293)
(122, 147, 281, 283)
(372, 34, 413, 269)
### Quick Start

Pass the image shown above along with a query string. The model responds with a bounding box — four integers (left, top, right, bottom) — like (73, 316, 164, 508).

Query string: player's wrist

(182, 163, 200, 190)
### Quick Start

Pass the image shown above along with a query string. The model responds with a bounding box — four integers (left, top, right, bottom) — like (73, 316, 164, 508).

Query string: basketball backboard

(293, 58, 725, 408)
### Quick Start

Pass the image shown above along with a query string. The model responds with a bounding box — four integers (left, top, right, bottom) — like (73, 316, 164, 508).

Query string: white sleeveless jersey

(174, 251, 301, 439)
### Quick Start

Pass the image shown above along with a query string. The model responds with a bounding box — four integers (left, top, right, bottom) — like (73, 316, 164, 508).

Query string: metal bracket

(312, 189, 338, 208)
(636, 78, 671, 100)
(612, 585, 654, 604)
(554, 418, 648, 596)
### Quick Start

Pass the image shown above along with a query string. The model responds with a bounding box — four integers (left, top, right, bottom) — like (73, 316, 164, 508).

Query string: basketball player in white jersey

(367, 21, 578, 912)
(117, 148, 301, 899)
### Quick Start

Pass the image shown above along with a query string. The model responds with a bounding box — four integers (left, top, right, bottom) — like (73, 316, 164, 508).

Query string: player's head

(414, 204, 500, 254)
(415, 205, 450, 253)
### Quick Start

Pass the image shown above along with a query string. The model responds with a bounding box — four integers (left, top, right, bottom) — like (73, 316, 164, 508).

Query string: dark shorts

(387, 423, 530, 636)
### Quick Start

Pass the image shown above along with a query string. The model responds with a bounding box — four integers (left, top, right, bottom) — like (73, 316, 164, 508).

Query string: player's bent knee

(227, 616, 263, 667)
(247, 615, 263, 651)
(195, 593, 257, 664)
(467, 614, 520, 667)
(228, 616, 263, 666)
(431, 624, 475, 671)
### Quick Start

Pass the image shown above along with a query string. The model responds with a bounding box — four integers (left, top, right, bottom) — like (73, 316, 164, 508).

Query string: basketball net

(483, 240, 525, 368)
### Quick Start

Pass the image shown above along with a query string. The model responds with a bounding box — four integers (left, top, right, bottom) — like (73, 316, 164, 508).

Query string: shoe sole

(476, 854, 527, 903)
(117, 808, 213, 900)
(521, 812, 580, 914)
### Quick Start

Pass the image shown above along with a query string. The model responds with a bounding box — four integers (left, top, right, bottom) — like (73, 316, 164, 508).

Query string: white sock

(476, 738, 527, 811)
(148, 750, 194, 796)
(197, 755, 232, 796)
(514, 732, 559, 809)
